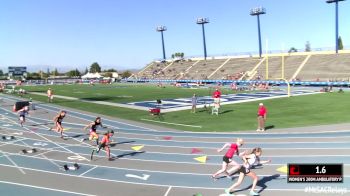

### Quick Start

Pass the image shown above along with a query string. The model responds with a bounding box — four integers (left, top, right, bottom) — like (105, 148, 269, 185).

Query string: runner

(17, 106, 29, 127)
(225, 147, 271, 196)
(81, 117, 107, 145)
(212, 138, 244, 180)
(90, 130, 114, 161)
(50, 110, 66, 138)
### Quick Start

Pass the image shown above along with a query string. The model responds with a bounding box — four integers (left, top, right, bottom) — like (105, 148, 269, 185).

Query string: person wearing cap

(212, 88, 221, 106)
(257, 103, 267, 132)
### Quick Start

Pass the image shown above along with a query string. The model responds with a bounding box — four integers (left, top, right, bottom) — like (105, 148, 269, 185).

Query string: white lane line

(32, 150, 52, 158)
(2, 94, 350, 134)
(3, 95, 350, 137)
(141, 118, 202, 128)
(4, 134, 350, 159)
(0, 138, 28, 147)
(164, 186, 172, 196)
(16, 140, 60, 169)
(0, 163, 347, 191)
(23, 115, 350, 140)
(79, 166, 98, 177)
(6, 142, 350, 167)
(125, 174, 150, 181)
(2, 150, 350, 177)
(21, 109, 119, 160)
(0, 109, 90, 162)
(0, 180, 96, 196)
(3, 125, 350, 148)
(0, 151, 26, 174)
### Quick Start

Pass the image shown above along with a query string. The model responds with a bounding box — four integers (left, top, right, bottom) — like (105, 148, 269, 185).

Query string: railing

(153, 46, 350, 62)
(122, 78, 350, 86)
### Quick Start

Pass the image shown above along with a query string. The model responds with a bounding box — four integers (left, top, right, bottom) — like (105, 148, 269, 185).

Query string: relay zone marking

(125, 90, 319, 112)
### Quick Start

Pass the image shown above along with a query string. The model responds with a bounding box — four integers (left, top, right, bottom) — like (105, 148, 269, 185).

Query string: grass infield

(13, 83, 350, 132)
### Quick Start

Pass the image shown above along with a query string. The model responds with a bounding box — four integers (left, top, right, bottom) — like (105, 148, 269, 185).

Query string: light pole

(326, 0, 346, 53)
(250, 7, 266, 58)
(156, 25, 167, 61)
(196, 18, 209, 60)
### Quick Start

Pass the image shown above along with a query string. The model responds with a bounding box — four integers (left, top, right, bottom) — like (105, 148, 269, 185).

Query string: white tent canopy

(81, 72, 103, 79)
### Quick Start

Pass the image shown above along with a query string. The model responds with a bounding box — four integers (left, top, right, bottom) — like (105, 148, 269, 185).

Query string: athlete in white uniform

(225, 147, 271, 196)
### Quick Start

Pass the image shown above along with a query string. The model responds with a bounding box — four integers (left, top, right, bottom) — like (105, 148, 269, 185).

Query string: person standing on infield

(191, 94, 197, 113)
(212, 88, 221, 106)
(257, 103, 267, 132)
(47, 88, 53, 103)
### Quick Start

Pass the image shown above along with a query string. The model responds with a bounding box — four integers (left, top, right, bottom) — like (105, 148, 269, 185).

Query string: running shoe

(249, 190, 259, 195)
(225, 189, 234, 195)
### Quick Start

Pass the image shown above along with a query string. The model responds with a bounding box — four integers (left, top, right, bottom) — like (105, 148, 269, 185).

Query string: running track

(0, 95, 349, 196)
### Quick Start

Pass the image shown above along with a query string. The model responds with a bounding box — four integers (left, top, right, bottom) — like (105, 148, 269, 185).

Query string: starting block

(62, 163, 80, 171)
(21, 148, 37, 154)
(2, 136, 15, 141)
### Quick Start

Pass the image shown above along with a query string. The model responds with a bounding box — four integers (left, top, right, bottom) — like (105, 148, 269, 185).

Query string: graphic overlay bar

(288, 164, 343, 183)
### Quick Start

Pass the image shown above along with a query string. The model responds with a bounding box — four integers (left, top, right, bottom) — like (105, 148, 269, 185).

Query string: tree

(39, 70, 49, 78)
(305, 41, 311, 52)
(121, 70, 132, 78)
(84, 67, 89, 74)
(104, 68, 117, 72)
(171, 52, 185, 59)
(52, 68, 59, 76)
(104, 72, 113, 78)
(66, 69, 81, 77)
(0, 70, 3, 76)
(90, 62, 101, 73)
(288, 47, 298, 53)
(26, 72, 41, 79)
(338, 36, 344, 50)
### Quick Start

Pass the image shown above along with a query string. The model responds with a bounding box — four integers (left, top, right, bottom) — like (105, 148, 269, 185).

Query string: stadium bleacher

(134, 51, 350, 82)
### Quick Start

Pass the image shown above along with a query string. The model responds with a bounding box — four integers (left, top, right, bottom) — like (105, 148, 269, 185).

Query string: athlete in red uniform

(212, 138, 244, 180)
(90, 130, 114, 161)
(225, 147, 271, 196)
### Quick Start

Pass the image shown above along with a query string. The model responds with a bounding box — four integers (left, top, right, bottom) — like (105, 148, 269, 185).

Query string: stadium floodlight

(196, 18, 210, 60)
(326, 0, 346, 54)
(156, 25, 167, 61)
(250, 7, 266, 58)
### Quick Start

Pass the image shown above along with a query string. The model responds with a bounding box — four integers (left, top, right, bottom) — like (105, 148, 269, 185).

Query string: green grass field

(13, 83, 350, 132)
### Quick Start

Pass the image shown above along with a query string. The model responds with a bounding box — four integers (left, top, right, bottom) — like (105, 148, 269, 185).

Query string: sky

(0, 0, 349, 73)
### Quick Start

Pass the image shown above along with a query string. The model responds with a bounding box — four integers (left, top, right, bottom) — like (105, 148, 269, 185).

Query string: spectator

(191, 94, 197, 113)
(212, 88, 221, 105)
(47, 88, 53, 103)
(257, 103, 267, 132)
